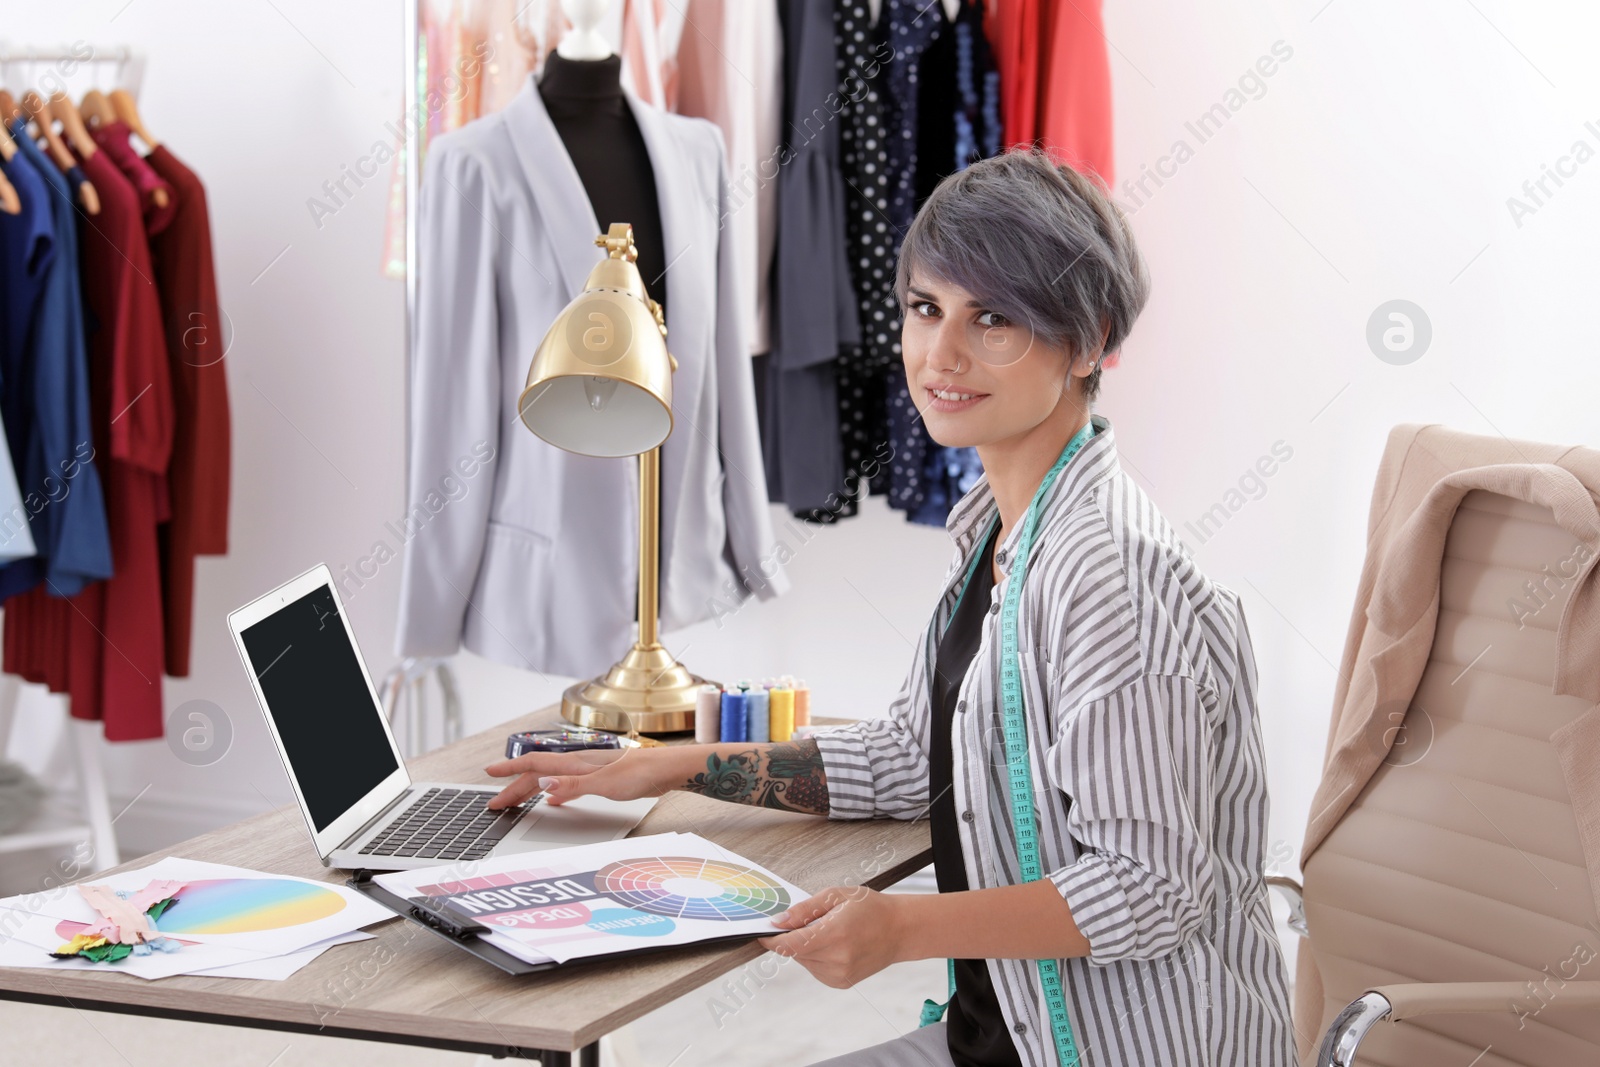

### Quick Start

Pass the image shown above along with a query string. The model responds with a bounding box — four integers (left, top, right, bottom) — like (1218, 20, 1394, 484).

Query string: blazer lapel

(503, 77, 606, 304)
(625, 87, 706, 569)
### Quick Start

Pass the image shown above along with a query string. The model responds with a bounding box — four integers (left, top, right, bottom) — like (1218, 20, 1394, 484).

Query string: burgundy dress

(145, 144, 231, 677)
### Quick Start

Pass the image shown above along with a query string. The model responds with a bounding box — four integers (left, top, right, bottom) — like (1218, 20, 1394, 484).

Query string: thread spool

(769, 687, 795, 742)
(695, 684, 722, 743)
(747, 687, 770, 743)
(793, 680, 811, 728)
(720, 690, 748, 744)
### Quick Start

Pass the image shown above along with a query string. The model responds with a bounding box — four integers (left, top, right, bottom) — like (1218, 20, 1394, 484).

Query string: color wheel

(594, 857, 789, 921)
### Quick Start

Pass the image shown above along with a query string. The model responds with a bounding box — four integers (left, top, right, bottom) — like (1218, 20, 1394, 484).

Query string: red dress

(146, 145, 231, 677)
(986, 0, 1115, 188)
(6, 150, 174, 740)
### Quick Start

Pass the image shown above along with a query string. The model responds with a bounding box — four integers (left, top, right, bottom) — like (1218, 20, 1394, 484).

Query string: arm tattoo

(682, 739, 830, 815)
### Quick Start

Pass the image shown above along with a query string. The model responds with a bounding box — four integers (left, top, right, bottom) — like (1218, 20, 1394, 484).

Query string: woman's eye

(976, 310, 1010, 329)
(911, 300, 939, 319)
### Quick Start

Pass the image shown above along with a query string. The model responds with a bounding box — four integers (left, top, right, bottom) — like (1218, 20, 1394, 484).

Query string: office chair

(1272, 448, 1600, 1065)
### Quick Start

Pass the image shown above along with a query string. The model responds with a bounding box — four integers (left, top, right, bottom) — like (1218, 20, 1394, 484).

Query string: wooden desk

(0, 707, 931, 1064)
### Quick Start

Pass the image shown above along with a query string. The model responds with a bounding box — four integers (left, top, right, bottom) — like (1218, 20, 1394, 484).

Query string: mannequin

(539, 0, 668, 321)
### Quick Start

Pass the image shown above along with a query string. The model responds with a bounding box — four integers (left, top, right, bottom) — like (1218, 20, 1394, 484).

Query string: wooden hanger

(109, 88, 159, 151)
(49, 92, 97, 160)
(0, 133, 18, 214)
(79, 90, 168, 210)
(80, 89, 116, 129)
(0, 93, 22, 215)
(20, 92, 100, 215)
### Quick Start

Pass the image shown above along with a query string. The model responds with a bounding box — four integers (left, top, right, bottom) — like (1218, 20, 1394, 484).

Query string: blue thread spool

(747, 687, 770, 743)
(720, 690, 748, 744)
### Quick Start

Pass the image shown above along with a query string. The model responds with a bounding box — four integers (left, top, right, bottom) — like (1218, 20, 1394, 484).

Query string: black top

(930, 523, 1024, 1067)
(537, 52, 668, 323)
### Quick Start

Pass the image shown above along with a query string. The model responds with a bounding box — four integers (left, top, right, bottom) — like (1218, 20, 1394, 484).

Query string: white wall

(2, 1, 1596, 946)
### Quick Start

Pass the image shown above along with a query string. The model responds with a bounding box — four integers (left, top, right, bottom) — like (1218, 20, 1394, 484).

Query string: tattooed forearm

(681, 739, 830, 815)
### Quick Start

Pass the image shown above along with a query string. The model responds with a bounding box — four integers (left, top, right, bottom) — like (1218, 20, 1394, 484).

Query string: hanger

(0, 127, 19, 214)
(80, 88, 116, 129)
(91, 91, 167, 209)
(49, 92, 98, 160)
(109, 87, 159, 151)
(20, 91, 100, 215)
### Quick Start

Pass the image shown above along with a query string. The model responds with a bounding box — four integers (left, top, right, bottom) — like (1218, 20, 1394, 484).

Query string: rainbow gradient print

(152, 879, 347, 934)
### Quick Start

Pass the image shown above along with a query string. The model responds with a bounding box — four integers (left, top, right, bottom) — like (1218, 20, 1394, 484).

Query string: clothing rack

(0, 678, 119, 875)
(0, 40, 148, 876)
(0, 42, 144, 99)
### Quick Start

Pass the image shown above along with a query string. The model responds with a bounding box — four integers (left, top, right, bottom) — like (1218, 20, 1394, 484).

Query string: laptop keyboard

(361, 788, 536, 862)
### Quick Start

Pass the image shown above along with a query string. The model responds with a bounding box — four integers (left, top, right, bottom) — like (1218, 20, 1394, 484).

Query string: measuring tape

(919, 419, 1095, 1066)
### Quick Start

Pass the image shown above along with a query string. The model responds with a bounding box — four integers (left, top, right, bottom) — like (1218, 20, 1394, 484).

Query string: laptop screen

(239, 583, 401, 832)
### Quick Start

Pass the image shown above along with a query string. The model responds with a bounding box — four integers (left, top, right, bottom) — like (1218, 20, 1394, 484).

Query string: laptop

(228, 564, 655, 871)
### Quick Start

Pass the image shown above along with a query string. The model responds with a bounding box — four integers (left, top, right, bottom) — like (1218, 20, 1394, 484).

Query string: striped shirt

(815, 413, 1297, 1067)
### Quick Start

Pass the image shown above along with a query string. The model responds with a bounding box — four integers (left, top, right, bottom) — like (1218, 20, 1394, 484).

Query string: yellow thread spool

(769, 688, 795, 742)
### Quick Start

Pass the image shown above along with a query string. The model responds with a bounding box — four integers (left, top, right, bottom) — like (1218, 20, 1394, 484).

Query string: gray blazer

(396, 77, 787, 678)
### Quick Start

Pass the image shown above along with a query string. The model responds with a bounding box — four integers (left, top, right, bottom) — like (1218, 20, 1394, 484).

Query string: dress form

(537, 52, 669, 323)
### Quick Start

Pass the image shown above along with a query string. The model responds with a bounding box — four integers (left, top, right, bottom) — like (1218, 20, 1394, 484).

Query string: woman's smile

(924, 382, 991, 413)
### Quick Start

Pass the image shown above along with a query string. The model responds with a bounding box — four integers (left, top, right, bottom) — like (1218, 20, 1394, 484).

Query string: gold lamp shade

(517, 226, 675, 457)
(516, 223, 709, 735)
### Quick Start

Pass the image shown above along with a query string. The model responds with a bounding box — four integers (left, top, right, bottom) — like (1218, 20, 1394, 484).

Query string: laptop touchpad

(505, 794, 656, 849)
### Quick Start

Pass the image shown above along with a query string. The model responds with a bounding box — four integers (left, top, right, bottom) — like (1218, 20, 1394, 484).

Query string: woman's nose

(925, 324, 967, 374)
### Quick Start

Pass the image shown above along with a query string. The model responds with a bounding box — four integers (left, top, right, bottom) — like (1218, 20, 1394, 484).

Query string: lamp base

(560, 642, 711, 735)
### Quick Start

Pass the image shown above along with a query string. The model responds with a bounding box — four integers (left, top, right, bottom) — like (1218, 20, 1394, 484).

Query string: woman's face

(901, 273, 1092, 450)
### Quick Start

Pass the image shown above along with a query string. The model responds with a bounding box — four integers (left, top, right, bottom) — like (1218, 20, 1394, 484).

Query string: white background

(1, 4, 1597, 994)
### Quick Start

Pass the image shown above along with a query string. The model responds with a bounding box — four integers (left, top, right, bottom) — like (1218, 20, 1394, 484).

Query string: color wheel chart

(594, 857, 789, 921)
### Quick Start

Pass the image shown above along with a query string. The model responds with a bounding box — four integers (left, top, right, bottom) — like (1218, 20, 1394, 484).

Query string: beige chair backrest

(1302, 489, 1600, 1065)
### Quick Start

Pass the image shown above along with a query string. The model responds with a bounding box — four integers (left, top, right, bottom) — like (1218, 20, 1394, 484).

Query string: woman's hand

(757, 887, 909, 988)
(483, 747, 668, 809)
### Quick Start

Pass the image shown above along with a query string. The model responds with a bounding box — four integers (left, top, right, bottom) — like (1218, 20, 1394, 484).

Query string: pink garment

(382, 0, 506, 278)
(477, 0, 567, 114)
(621, 0, 678, 109)
(675, 0, 782, 355)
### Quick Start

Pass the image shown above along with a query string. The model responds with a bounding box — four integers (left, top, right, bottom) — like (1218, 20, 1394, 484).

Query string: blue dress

(880, 0, 998, 527)
(0, 153, 52, 562)
(0, 126, 113, 599)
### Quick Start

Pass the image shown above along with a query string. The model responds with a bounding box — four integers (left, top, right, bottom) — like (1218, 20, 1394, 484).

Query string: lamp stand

(560, 447, 711, 734)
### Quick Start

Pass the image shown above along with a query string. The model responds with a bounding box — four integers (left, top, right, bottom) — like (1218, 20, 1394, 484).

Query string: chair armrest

(1265, 875, 1306, 937)
(1317, 982, 1600, 1066)
(1373, 980, 1600, 1020)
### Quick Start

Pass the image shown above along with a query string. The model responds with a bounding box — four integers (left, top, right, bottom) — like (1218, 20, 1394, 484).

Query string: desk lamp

(517, 223, 711, 734)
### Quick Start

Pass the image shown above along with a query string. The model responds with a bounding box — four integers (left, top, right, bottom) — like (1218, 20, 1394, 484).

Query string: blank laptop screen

(240, 584, 400, 832)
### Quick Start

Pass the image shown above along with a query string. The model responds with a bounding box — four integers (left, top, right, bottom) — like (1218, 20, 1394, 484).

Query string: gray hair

(895, 149, 1150, 403)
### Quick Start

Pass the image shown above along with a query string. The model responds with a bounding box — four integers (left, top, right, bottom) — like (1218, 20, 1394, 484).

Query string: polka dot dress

(832, 0, 999, 527)
(880, 0, 944, 518)
(833, 0, 898, 509)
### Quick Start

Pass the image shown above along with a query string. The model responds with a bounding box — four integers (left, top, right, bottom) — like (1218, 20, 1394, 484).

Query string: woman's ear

(1076, 319, 1112, 376)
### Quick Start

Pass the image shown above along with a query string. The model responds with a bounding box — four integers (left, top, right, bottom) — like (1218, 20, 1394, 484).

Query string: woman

(486, 150, 1297, 1067)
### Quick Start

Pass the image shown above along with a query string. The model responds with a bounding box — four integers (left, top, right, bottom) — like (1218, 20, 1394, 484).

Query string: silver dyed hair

(895, 149, 1150, 403)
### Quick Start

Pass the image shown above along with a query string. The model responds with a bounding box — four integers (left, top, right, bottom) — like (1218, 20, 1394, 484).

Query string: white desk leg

(70, 717, 119, 872)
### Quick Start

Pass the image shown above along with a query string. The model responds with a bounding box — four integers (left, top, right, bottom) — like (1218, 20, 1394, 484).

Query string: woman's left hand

(757, 886, 909, 988)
